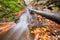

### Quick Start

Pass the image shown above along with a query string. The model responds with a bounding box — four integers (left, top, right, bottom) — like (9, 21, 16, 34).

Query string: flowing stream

(1, 6, 33, 40)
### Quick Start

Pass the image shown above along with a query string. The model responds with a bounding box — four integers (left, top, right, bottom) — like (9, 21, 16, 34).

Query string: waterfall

(2, 6, 32, 40)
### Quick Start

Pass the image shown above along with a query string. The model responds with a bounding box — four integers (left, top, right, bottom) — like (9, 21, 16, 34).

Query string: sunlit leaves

(0, 0, 25, 22)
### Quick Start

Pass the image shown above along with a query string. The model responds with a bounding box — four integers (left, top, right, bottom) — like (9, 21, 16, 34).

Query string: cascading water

(1, 6, 33, 40)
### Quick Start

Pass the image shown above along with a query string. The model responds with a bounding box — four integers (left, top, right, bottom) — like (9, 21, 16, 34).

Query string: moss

(0, 0, 25, 22)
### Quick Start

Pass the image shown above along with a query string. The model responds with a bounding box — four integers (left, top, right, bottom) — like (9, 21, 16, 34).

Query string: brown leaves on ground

(0, 22, 15, 36)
